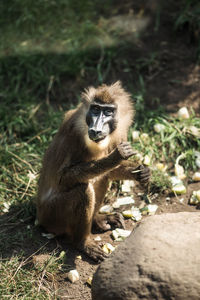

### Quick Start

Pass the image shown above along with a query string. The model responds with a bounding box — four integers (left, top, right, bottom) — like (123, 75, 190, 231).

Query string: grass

(174, 0, 200, 60)
(0, 1, 200, 299)
(0, 250, 63, 299)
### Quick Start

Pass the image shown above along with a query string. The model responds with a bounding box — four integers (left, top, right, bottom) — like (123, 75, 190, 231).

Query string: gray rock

(92, 212, 200, 300)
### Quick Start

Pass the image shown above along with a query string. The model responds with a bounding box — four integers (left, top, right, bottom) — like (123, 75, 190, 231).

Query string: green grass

(0, 251, 63, 299)
(174, 0, 200, 60)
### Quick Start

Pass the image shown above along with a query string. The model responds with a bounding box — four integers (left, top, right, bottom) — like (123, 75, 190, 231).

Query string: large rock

(92, 212, 200, 300)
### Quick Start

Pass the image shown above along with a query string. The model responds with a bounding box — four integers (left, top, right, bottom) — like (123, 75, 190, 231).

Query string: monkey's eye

(104, 108, 114, 116)
(90, 105, 100, 115)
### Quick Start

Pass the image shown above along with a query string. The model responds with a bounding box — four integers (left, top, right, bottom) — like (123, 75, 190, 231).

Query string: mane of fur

(61, 81, 134, 160)
(82, 81, 134, 145)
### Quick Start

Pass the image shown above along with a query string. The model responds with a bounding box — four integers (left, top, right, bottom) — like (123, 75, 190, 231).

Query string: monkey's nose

(88, 129, 103, 141)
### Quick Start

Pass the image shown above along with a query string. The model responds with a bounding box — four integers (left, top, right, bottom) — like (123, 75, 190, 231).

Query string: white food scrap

(102, 243, 115, 254)
(172, 184, 186, 195)
(86, 276, 93, 286)
(41, 232, 55, 239)
(94, 236, 102, 241)
(156, 163, 167, 172)
(175, 154, 186, 180)
(189, 190, 200, 205)
(2, 202, 10, 213)
(113, 196, 135, 208)
(140, 204, 158, 216)
(122, 210, 133, 218)
(99, 204, 113, 214)
(140, 133, 149, 144)
(192, 172, 200, 182)
(121, 180, 134, 193)
(112, 228, 131, 241)
(154, 123, 165, 133)
(170, 176, 183, 186)
(195, 151, 200, 168)
(67, 270, 80, 283)
(174, 164, 186, 180)
(131, 207, 142, 221)
(132, 130, 140, 141)
(143, 155, 151, 166)
(178, 107, 190, 119)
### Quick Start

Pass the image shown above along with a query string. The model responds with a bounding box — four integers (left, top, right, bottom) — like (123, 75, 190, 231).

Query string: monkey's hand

(131, 164, 151, 186)
(116, 142, 135, 160)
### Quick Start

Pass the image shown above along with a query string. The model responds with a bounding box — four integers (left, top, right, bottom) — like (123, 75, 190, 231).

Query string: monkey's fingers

(117, 142, 136, 160)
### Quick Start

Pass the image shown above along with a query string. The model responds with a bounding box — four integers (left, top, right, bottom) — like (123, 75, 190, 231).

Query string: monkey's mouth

(89, 135, 106, 143)
(88, 130, 106, 143)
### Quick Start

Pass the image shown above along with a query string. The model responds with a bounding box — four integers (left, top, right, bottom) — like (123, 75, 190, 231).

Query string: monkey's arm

(59, 142, 134, 184)
(107, 160, 150, 185)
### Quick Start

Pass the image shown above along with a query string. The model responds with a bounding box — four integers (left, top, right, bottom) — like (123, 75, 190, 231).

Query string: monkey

(37, 81, 150, 262)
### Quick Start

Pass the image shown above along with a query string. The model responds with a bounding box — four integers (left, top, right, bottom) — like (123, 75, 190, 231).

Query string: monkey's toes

(84, 244, 108, 263)
(106, 213, 125, 230)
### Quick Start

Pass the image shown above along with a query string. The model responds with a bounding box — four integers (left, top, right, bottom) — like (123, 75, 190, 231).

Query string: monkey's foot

(79, 239, 108, 263)
(93, 212, 125, 232)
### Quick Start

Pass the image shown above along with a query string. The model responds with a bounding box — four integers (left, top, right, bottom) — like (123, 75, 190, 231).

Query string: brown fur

(37, 81, 149, 262)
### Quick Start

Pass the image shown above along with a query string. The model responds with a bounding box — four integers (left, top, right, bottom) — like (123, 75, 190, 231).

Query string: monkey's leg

(37, 183, 107, 262)
(92, 177, 125, 232)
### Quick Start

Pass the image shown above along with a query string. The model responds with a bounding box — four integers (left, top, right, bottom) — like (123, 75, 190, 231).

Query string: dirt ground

(1, 1, 200, 300)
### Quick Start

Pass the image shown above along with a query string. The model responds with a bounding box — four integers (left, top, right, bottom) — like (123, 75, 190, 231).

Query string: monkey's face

(86, 101, 117, 143)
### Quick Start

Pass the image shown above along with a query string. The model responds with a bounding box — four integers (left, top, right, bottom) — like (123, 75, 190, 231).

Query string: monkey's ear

(82, 86, 96, 104)
(112, 81, 122, 89)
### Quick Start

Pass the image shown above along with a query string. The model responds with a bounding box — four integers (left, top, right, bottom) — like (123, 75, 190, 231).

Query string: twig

(7, 150, 35, 173)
